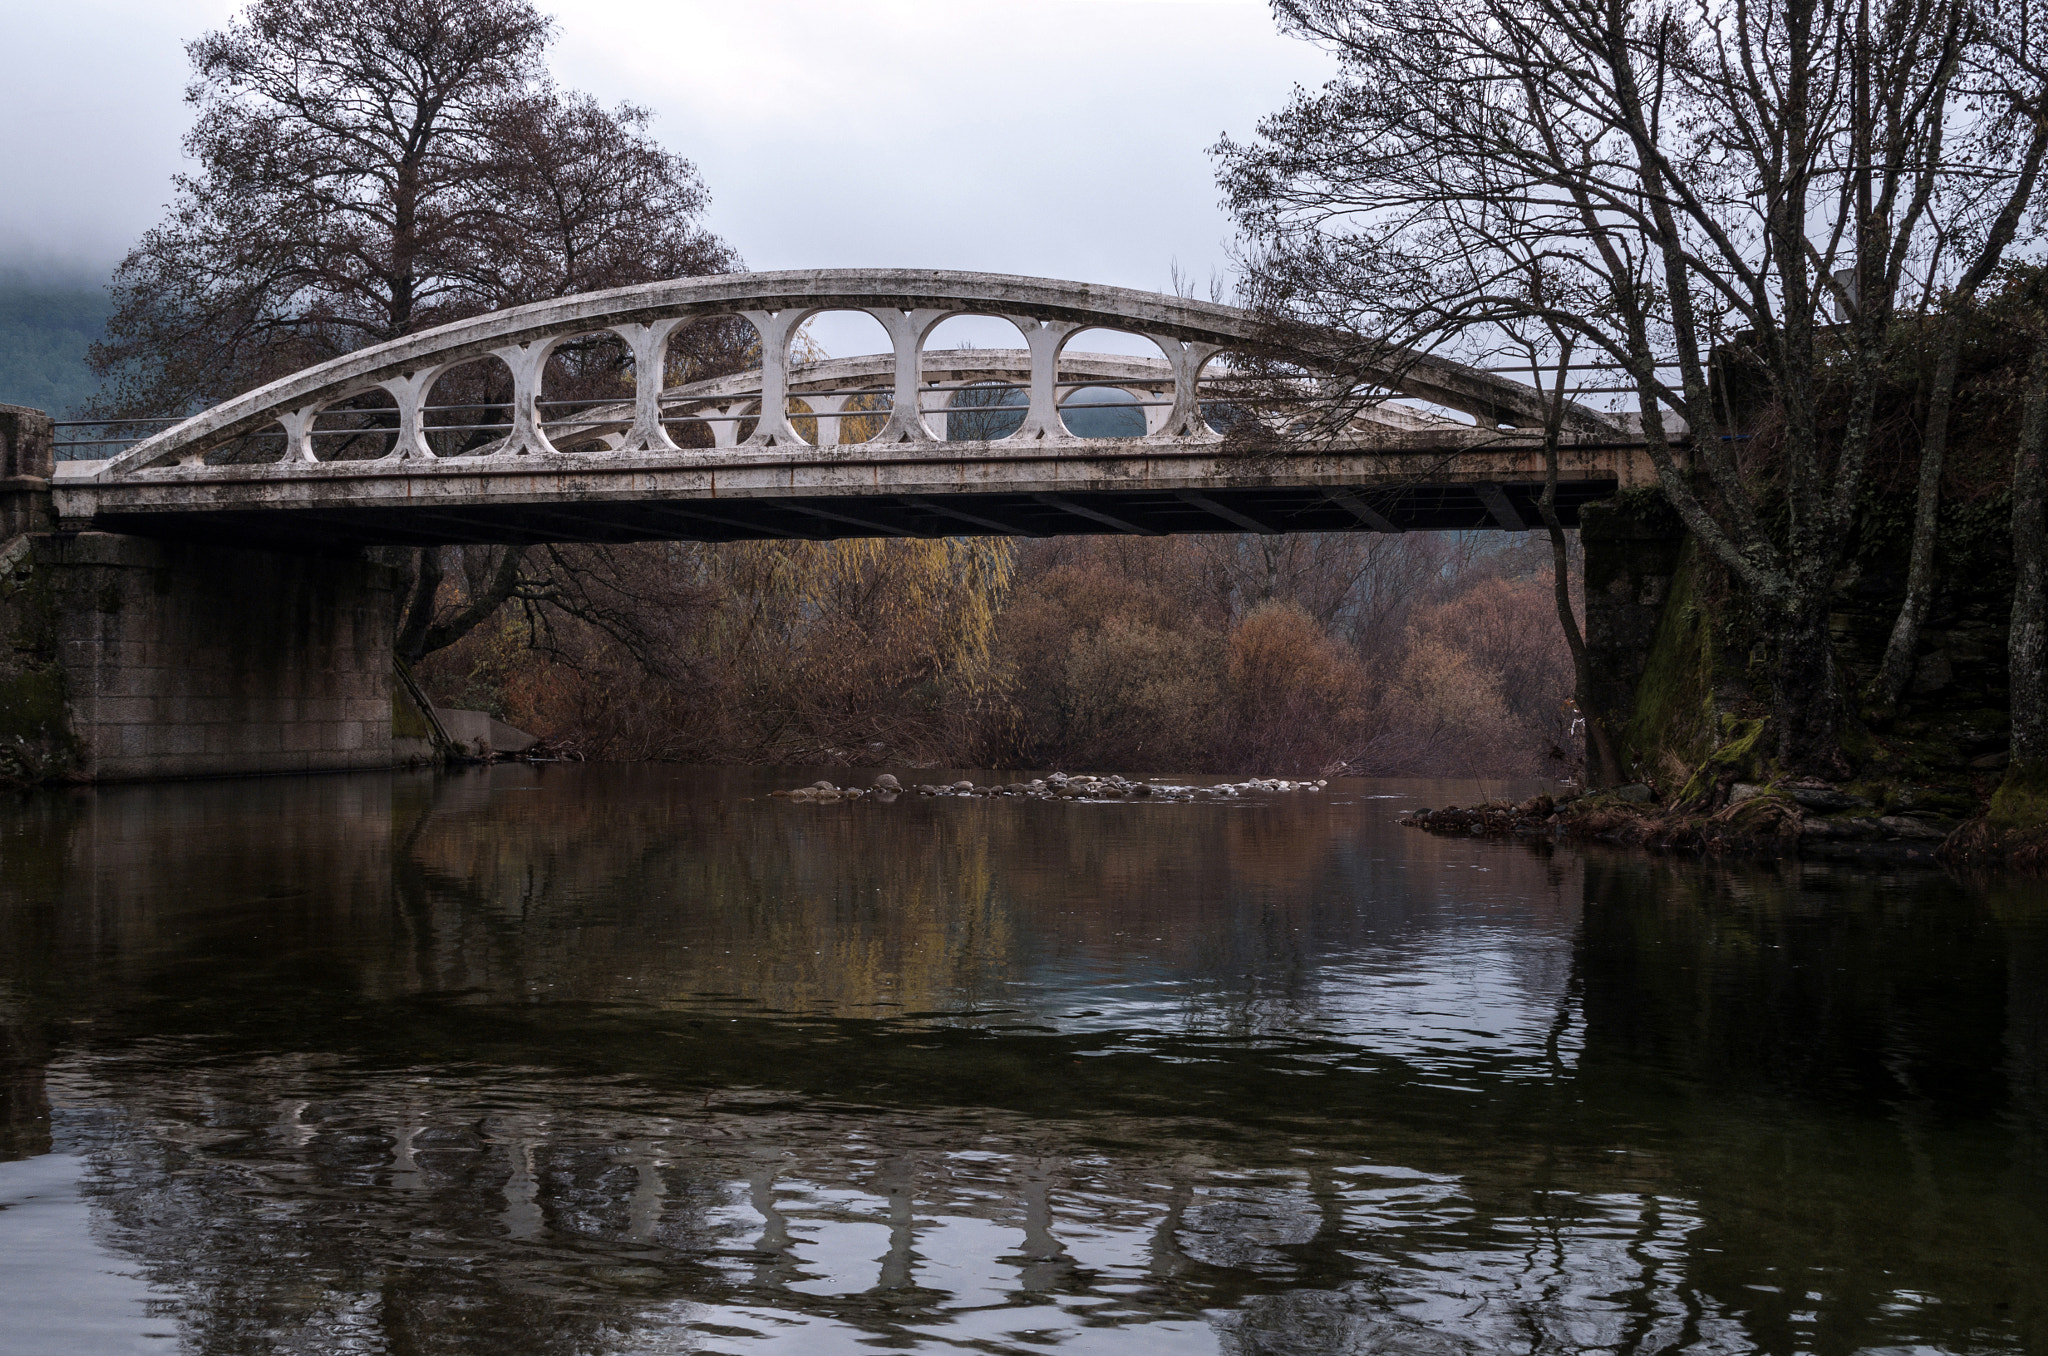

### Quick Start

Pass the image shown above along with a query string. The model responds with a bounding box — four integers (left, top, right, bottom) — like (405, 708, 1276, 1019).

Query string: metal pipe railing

(51, 360, 1649, 452)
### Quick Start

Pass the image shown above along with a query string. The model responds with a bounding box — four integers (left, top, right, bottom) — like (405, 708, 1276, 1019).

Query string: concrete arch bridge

(51, 269, 1653, 548)
(2, 271, 1677, 781)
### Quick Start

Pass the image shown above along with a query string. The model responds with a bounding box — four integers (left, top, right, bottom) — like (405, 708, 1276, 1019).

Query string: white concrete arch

(91, 269, 1618, 482)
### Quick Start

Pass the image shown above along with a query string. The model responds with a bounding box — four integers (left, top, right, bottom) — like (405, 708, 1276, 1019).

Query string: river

(0, 764, 2041, 1354)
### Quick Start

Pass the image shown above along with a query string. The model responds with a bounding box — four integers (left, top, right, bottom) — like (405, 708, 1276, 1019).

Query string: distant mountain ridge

(0, 270, 111, 416)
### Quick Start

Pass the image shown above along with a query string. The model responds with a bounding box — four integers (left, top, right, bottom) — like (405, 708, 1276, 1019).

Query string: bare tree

(89, 0, 745, 663)
(1523, 338, 1625, 786)
(2013, 299, 2048, 764)
(1217, 0, 2044, 776)
(1870, 1, 2048, 707)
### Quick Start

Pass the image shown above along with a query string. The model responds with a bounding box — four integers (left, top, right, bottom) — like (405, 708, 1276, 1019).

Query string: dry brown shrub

(1404, 576, 1574, 741)
(421, 526, 1585, 779)
(1056, 618, 1224, 771)
(1385, 632, 1520, 775)
(1222, 602, 1374, 772)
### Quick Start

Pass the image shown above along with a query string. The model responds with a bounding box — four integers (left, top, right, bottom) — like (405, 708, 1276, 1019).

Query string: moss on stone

(1941, 758, 2048, 872)
(1673, 716, 1770, 804)
(1892, 784, 1975, 818)
(0, 665, 78, 781)
(392, 687, 432, 740)
(1620, 541, 1758, 791)
(1986, 758, 2048, 836)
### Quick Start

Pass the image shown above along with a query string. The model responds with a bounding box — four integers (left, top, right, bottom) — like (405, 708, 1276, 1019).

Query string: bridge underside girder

(81, 477, 1619, 550)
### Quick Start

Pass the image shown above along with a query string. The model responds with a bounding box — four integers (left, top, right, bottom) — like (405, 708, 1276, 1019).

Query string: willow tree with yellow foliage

(425, 533, 1017, 763)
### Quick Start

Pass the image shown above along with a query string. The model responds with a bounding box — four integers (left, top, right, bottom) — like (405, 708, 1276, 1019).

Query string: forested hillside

(0, 271, 109, 414)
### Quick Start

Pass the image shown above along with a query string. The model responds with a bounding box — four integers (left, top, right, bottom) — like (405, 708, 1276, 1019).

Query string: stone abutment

(3, 404, 409, 782)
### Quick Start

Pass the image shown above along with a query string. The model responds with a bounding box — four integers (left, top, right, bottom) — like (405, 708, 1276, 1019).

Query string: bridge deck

(55, 431, 1650, 549)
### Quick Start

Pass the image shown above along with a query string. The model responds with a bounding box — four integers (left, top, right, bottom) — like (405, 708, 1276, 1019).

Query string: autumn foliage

(416, 530, 1578, 777)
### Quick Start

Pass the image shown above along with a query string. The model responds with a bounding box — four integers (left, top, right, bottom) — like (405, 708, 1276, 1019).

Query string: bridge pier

(3, 405, 407, 782)
(36, 534, 400, 780)
(1579, 490, 1692, 766)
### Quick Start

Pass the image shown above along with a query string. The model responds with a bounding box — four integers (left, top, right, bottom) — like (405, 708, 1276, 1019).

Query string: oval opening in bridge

(1198, 351, 1261, 436)
(1059, 386, 1146, 439)
(945, 382, 1026, 441)
(832, 390, 891, 444)
(660, 315, 757, 449)
(788, 310, 893, 445)
(1058, 328, 1167, 438)
(923, 315, 1031, 441)
(540, 330, 633, 453)
(786, 397, 817, 445)
(423, 355, 516, 457)
(310, 388, 400, 462)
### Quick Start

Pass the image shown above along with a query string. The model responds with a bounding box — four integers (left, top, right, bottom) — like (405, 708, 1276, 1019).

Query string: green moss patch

(1986, 758, 2048, 837)
(392, 688, 432, 740)
(0, 665, 78, 782)
(1674, 716, 1769, 806)
(1622, 545, 1714, 770)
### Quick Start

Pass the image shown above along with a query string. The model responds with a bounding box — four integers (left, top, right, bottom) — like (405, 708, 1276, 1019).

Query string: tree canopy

(1217, 0, 2048, 774)
(89, 0, 739, 418)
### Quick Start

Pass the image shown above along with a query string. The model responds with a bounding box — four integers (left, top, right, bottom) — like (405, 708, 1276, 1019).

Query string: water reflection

(0, 766, 2042, 1353)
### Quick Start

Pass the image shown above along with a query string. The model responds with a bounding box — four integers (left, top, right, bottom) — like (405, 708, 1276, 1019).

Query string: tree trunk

(1872, 318, 1964, 709)
(394, 547, 444, 664)
(417, 547, 528, 659)
(1540, 482, 1622, 788)
(1532, 342, 1623, 787)
(2012, 334, 2048, 761)
(393, 545, 529, 664)
(1774, 586, 1849, 778)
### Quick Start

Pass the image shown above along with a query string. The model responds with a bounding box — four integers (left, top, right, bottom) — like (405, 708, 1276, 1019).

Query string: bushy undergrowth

(416, 531, 1577, 776)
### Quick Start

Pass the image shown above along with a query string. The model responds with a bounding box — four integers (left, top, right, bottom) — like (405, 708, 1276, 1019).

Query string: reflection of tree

(1573, 854, 2048, 1350)
(1, 774, 2045, 1351)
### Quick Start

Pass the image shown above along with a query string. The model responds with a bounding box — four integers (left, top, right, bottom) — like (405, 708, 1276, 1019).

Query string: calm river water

(0, 765, 2043, 1355)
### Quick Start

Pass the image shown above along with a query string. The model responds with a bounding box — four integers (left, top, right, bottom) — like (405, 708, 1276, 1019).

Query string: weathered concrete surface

(84, 271, 1620, 482)
(56, 434, 1647, 549)
(0, 404, 55, 543)
(436, 707, 538, 757)
(1580, 491, 1692, 750)
(0, 404, 54, 480)
(2, 530, 401, 781)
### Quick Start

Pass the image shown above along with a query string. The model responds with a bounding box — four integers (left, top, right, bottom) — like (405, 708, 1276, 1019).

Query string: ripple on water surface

(0, 764, 2041, 1354)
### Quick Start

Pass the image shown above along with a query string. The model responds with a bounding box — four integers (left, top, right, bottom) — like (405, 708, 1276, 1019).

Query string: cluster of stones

(771, 777, 896, 803)
(771, 773, 1327, 803)
(1732, 782, 1955, 842)
(1404, 794, 1563, 837)
(1405, 778, 1966, 858)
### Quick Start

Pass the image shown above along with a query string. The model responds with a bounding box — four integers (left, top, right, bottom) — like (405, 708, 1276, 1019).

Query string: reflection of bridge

(51, 270, 1654, 548)
(0, 270, 1685, 781)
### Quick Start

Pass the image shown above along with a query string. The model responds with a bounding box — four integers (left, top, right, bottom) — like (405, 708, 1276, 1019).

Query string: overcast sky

(2, 0, 1333, 329)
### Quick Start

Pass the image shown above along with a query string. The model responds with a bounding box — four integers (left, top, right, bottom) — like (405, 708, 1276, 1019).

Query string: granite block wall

(33, 532, 402, 780)
(1580, 492, 1689, 740)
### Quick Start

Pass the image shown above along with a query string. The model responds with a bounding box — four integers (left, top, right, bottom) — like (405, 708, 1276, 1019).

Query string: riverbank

(1402, 782, 1972, 868)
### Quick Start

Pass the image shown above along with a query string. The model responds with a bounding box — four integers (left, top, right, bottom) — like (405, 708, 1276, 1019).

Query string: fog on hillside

(0, 262, 111, 416)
